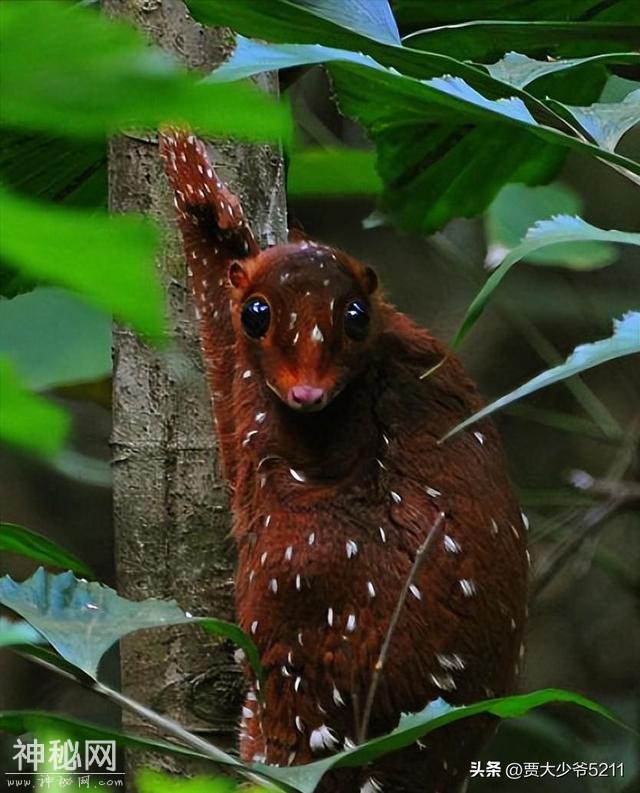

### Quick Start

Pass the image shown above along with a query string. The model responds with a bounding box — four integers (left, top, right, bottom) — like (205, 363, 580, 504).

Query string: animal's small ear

(364, 266, 378, 295)
(229, 260, 249, 289)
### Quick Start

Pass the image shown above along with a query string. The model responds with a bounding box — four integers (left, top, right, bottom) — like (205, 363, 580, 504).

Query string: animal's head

(228, 242, 379, 412)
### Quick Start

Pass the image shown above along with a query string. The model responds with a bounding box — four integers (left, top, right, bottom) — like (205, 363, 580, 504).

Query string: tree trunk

(106, 0, 286, 782)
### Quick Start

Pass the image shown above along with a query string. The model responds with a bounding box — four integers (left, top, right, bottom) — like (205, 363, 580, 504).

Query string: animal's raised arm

(159, 129, 258, 484)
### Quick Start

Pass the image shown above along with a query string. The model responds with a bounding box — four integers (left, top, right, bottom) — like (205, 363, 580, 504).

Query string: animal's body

(161, 131, 528, 793)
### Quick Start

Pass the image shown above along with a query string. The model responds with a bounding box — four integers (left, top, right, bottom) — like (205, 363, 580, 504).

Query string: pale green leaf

(486, 184, 615, 269)
(0, 568, 262, 684)
(0, 287, 111, 390)
(443, 313, 640, 441)
(455, 216, 640, 347)
(205, 37, 378, 84)
(485, 51, 640, 89)
(549, 89, 640, 151)
(293, 0, 400, 45)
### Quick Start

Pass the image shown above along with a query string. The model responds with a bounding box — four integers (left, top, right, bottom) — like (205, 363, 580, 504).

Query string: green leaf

(443, 312, 640, 441)
(188, 0, 559, 87)
(267, 689, 622, 792)
(209, 37, 638, 231)
(0, 287, 111, 390)
(329, 63, 639, 231)
(188, 0, 402, 53)
(327, 62, 640, 169)
(0, 568, 263, 684)
(404, 22, 640, 62)
(0, 710, 209, 763)
(486, 184, 616, 269)
(0, 0, 290, 141)
(0, 358, 69, 457)
(599, 75, 640, 103)
(485, 51, 640, 90)
(0, 186, 164, 338)
(137, 769, 241, 793)
(549, 89, 640, 151)
(205, 37, 378, 84)
(292, 0, 400, 45)
(455, 216, 640, 346)
(0, 523, 93, 577)
(194, 5, 640, 231)
(393, 0, 640, 26)
(0, 131, 106, 207)
(287, 148, 381, 196)
(0, 618, 46, 647)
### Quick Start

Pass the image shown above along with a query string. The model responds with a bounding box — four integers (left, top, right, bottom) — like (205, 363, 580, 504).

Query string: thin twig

(533, 419, 639, 598)
(357, 511, 445, 744)
(532, 499, 620, 598)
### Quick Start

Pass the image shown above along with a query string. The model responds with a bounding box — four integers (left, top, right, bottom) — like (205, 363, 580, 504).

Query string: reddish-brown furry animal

(160, 130, 528, 793)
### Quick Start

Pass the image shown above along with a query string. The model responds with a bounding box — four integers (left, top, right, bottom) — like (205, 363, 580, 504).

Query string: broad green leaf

(0, 186, 164, 338)
(0, 288, 111, 390)
(485, 51, 640, 90)
(287, 148, 381, 196)
(600, 76, 640, 103)
(187, 0, 550, 88)
(329, 63, 639, 231)
(443, 312, 640, 441)
(393, 0, 639, 26)
(0, 618, 45, 647)
(404, 22, 640, 62)
(549, 90, 640, 151)
(207, 39, 563, 229)
(327, 63, 640, 172)
(0, 0, 290, 141)
(486, 184, 615, 270)
(188, 0, 404, 54)
(293, 0, 400, 45)
(194, 5, 639, 230)
(0, 523, 93, 577)
(0, 358, 69, 457)
(266, 689, 621, 792)
(208, 37, 638, 231)
(454, 216, 640, 346)
(0, 568, 263, 684)
(0, 131, 106, 208)
(0, 710, 209, 763)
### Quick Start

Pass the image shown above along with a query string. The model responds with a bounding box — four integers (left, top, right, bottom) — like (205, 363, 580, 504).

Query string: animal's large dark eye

(241, 297, 271, 339)
(344, 299, 370, 341)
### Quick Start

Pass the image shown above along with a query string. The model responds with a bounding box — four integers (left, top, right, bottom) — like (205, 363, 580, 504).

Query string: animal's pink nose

(288, 385, 325, 408)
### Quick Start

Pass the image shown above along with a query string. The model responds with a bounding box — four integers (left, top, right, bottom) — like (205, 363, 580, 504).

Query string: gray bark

(106, 0, 286, 782)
